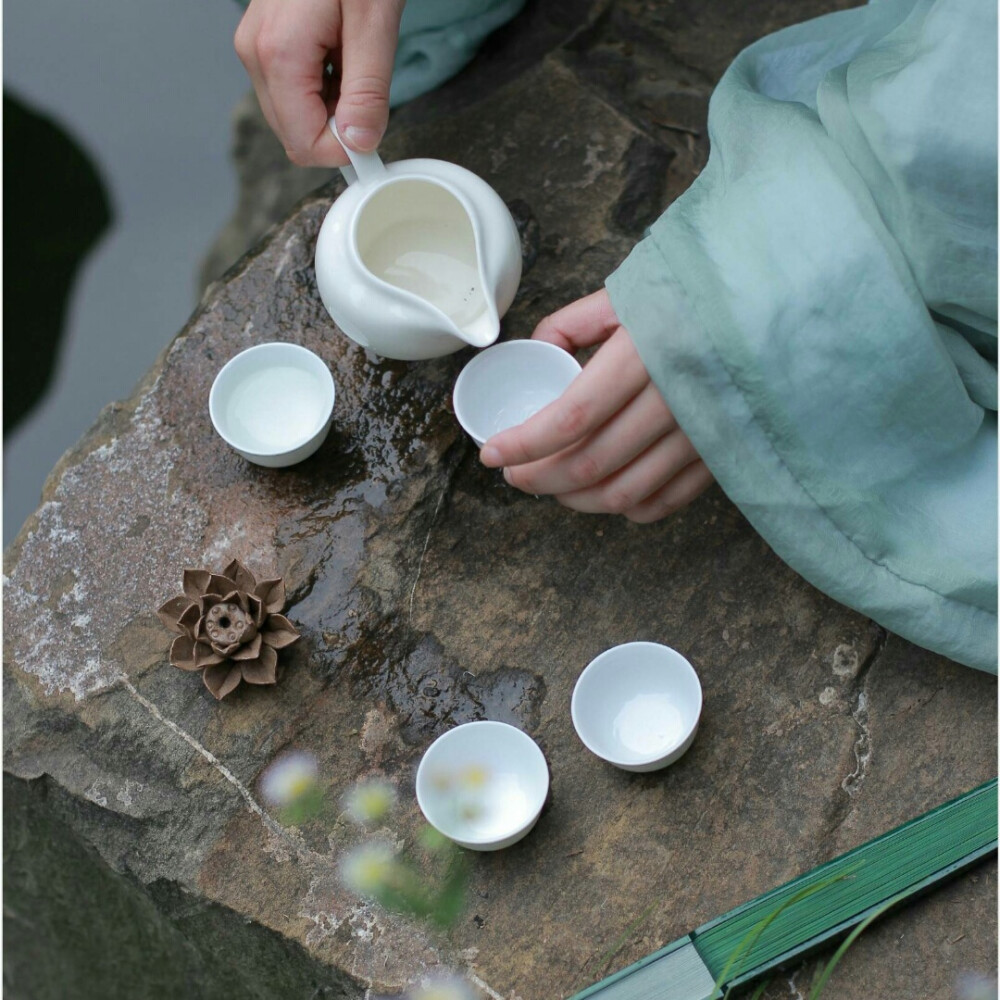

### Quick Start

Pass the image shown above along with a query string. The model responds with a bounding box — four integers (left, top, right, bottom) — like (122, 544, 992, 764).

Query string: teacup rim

(571, 641, 703, 768)
(208, 341, 335, 458)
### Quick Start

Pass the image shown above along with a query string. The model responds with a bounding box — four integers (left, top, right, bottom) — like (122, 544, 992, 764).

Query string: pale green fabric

(392, 0, 527, 106)
(232, 0, 526, 107)
(607, 0, 998, 671)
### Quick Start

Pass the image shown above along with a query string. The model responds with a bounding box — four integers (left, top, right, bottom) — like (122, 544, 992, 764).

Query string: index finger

(479, 327, 649, 468)
(532, 288, 621, 352)
(261, 28, 349, 166)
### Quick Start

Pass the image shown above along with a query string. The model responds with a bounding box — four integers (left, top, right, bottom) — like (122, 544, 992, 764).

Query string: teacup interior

(422, 766, 535, 843)
(416, 722, 548, 845)
(453, 341, 581, 446)
(574, 646, 701, 765)
(213, 347, 331, 454)
(355, 179, 488, 331)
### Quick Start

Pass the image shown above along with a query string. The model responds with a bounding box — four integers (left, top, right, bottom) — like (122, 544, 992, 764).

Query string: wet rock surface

(6, 2, 996, 999)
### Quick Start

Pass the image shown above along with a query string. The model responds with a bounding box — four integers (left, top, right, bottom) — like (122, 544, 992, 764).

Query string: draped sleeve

(391, 0, 527, 106)
(606, 0, 997, 671)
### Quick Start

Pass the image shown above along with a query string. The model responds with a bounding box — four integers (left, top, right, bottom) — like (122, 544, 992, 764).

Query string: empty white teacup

(571, 642, 702, 772)
(415, 721, 549, 851)
(209, 342, 336, 467)
(452, 339, 582, 447)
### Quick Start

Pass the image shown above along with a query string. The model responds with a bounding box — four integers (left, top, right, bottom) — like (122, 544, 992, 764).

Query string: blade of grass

(595, 903, 657, 973)
(430, 848, 469, 928)
(807, 892, 907, 1000)
(713, 866, 861, 998)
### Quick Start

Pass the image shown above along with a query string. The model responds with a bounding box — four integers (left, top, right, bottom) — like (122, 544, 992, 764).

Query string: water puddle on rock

(338, 630, 546, 745)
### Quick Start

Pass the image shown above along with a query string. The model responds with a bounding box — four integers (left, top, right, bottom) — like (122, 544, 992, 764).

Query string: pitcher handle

(329, 117, 387, 187)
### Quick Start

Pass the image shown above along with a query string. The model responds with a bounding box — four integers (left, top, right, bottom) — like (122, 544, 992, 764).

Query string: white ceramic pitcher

(314, 120, 522, 361)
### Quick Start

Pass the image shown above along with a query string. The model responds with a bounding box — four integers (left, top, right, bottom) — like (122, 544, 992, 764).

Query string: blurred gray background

(4, 0, 250, 544)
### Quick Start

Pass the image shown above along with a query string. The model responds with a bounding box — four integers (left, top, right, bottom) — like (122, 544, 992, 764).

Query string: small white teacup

(452, 339, 582, 447)
(416, 720, 549, 851)
(209, 342, 336, 467)
(572, 642, 702, 772)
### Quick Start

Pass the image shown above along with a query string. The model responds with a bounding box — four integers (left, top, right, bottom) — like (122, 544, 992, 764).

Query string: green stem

(807, 892, 907, 1000)
(714, 867, 860, 998)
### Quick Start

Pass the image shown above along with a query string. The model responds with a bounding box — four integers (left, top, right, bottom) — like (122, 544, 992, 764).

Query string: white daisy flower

(343, 779, 397, 825)
(339, 842, 397, 896)
(259, 751, 318, 807)
(957, 974, 998, 1000)
(409, 974, 475, 1000)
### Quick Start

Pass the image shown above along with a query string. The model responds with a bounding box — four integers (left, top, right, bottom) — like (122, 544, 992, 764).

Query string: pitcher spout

(450, 207, 505, 350)
(454, 295, 501, 350)
(320, 139, 522, 359)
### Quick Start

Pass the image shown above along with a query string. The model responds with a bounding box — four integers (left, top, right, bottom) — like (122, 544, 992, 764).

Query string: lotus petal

(157, 596, 195, 633)
(169, 635, 200, 671)
(261, 614, 300, 649)
(194, 641, 225, 668)
(223, 560, 257, 593)
(231, 633, 263, 661)
(249, 594, 265, 626)
(183, 569, 212, 599)
(177, 601, 202, 637)
(241, 645, 278, 685)
(209, 575, 239, 597)
(254, 579, 285, 615)
(203, 663, 243, 700)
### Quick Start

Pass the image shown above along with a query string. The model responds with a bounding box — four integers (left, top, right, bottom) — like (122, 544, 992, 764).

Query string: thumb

(335, 1, 403, 152)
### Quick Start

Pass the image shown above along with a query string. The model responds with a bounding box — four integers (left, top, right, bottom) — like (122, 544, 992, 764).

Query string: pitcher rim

(347, 172, 501, 343)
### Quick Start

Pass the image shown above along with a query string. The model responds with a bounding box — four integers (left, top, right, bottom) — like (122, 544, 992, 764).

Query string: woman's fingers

(503, 380, 677, 495)
(235, 6, 286, 146)
(531, 288, 622, 353)
(623, 460, 715, 523)
(234, 0, 403, 168)
(476, 288, 709, 523)
(236, 0, 346, 166)
(480, 327, 648, 468)
(554, 431, 700, 515)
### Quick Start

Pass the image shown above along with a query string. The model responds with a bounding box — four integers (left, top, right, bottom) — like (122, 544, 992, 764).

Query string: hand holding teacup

(478, 290, 714, 524)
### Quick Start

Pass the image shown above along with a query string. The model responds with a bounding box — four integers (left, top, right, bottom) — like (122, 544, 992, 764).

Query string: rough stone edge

(2, 187, 333, 574)
(4, 772, 367, 1000)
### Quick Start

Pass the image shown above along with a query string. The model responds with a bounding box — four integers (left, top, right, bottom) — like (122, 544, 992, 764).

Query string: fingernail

(503, 468, 513, 485)
(480, 445, 502, 467)
(343, 125, 381, 151)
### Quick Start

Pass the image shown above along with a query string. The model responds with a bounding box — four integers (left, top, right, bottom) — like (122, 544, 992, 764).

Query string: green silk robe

(606, 0, 997, 671)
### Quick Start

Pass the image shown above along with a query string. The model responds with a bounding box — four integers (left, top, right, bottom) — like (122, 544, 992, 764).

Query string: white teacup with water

(571, 642, 702, 772)
(314, 120, 522, 361)
(209, 342, 336, 467)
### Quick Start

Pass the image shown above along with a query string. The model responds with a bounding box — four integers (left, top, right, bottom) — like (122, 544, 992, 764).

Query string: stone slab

(6, 2, 996, 999)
